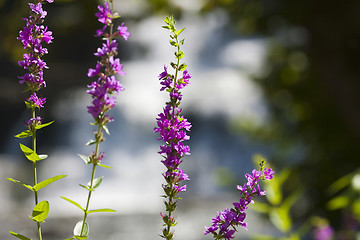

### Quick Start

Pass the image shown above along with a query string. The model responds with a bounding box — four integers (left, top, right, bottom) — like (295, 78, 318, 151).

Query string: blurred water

(0, 6, 276, 240)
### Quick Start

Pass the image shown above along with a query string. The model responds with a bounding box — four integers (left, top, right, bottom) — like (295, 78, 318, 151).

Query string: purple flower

(26, 92, 46, 108)
(30, 3, 47, 18)
(314, 225, 334, 240)
(95, 2, 111, 25)
(41, 26, 53, 44)
(109, 56, 125, 75)
(25, 116, 43, 128)
(94, 39, 118, 57)
(88, 62, 102, 78)
(205, 165, 274, 239)
(117, 22, 130, 40)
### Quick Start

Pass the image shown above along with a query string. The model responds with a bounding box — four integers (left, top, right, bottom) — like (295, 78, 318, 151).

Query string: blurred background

(1, 0, 360, 239)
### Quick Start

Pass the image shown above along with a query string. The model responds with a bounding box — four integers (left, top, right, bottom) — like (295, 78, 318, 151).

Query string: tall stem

(31, 106, 42, 240)
(80, 123, 102, 236)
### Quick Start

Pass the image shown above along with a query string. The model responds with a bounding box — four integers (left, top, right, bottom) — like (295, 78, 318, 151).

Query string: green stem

(80, 123, 102, 236)
(31, 107, 42, 240)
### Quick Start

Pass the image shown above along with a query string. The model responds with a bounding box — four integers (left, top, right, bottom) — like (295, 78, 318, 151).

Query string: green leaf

(78, 154, 90, 164)
(87, 208, 116, 214)
(61, 196, 84, 211)
(73, 220, 89, 238)
(175, 28, 185, 36)
(327, 195, 349, 210)
(9, 231, 32, 240)
(79, 184, 91, 191)
(327, 173, 352, 195)
(352, 199, 360, 221)
(35, 121, 54, 130)
(31, 200, 49, 223)
(170, 40, 178, 47)
(73, 236, 88, 240)
(98, 163, 112, 169)
(250, 201, 271, 213)
(33, 175, 66, 191)
(15, 130, 33, 138)
(86, 140, 96, 146)
(175, 51, 184, 59)
(102, 125, 110, 135)
(162, 25, 171, 30)
(6, 178, 34, 191)
(88, 176, 103, 190)
(269, 207, 292, 233)
(179, 64, 187, 71)
(19, 144, 44, 162)
(282, 189, 303, 211)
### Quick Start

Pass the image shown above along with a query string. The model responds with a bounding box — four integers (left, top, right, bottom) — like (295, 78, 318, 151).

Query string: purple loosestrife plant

(7, 1, 66, 240)
(61, 1, 130, 239)
(205, 160, 274, 240)
(154, 16, 192, 240)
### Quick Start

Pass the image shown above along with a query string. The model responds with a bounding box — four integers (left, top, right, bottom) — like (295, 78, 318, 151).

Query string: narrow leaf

(102, 125, 110, 135)
(87, 208, 116, 214)
(38, 154, 48, 160)
(6, 178, 34, 191)
(31, 200, 49, 223)
(78, 154, 90, 164)
(86, 140, 96, 146)
(73, 220, 89, 237)
(33, 175, 66, 191)
(175, 28, 185, 36)
(98, 163, 112, 169)
(15, 130, 33, 138)
(9, 231, 32, 240)
(79, 184, 91, 191)
(35, 121, 54, 130)
(61, 196, 84, 211)
(88, 176, 103, 190)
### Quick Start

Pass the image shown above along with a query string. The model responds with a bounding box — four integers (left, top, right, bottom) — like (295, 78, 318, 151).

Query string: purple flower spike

(17, 0, 53, 93)
(86, 2, 129, 124)
(156, 16, 192, 240)
(205, 161, 274, 239)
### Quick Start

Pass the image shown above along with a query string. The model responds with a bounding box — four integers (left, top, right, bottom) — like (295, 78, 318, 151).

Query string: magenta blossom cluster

(17, 0, 53, 92)
(17, 0, 53, 128)
(87, 2, 130, 124)
(205, 166, 274, 240)
(154, 65, 192, 194)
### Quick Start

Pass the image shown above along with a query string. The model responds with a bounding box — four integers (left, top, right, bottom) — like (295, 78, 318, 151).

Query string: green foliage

(87, 208, 116, 214)
(78, 154, 91, 164)
(35, 121, 54, 130)
(19, 144, 48, 162)
(61, 196, 85, 211)
(33, 175, 67, 191)
(9, 231, 32, 240)
(250, 165, 303, 239)
(31, 200, 49, 223)
(15, 130, 33, 138)
(73, 221, 89, 238)
(98, 163, 112, 169)
(88, 176, 103, 190)
(6, 178, 34, 191)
